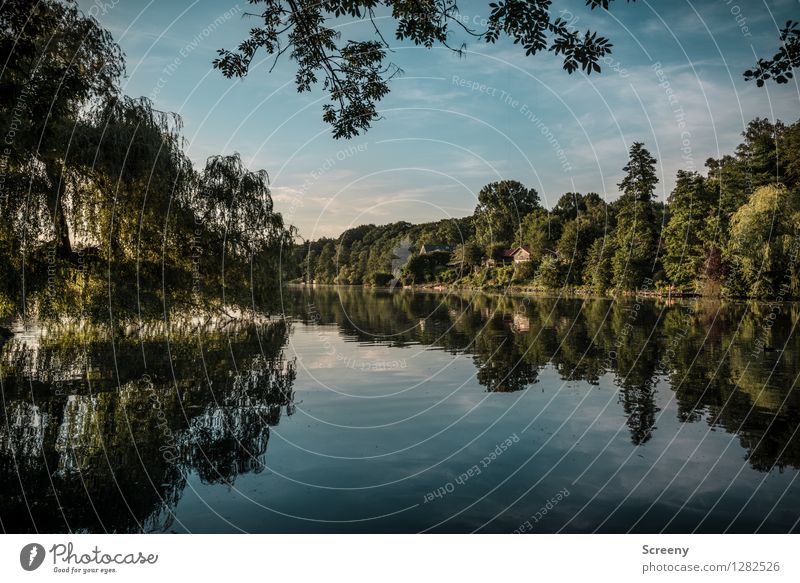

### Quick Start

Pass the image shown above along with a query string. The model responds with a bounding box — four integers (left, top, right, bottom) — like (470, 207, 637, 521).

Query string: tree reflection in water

(294, 287, 800, 467)
(0, 318, 295, 533)
(1, 288, 799, 532)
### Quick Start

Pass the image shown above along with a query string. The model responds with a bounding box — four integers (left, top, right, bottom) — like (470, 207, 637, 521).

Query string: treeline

(295, 117, 800, 298)
(294, 217, 473, 286)
(0, 1, 293, 320)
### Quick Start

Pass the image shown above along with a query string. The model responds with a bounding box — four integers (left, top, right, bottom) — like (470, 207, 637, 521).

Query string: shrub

(368, 271, 394, 286)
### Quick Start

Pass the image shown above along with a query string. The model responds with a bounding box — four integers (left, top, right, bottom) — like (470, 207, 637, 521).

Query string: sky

(78, 0, 800, 240)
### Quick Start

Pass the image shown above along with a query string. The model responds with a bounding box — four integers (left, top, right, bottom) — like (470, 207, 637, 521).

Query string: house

(419, 243, 452, 255)
(506, 246, 531, 264)
(481, 245, 531, 267)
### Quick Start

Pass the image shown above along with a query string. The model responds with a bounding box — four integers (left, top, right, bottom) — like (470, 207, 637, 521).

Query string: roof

(503, 245, 530, 257)
(420, 244, 451, 253)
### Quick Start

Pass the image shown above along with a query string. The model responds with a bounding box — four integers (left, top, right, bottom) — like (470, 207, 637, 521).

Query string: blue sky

(79, 0, 800, 239)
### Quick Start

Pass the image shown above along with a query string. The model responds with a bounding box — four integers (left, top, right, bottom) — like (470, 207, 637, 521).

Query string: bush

(534, 256, 562, 288)
(513, 261, 535, 282)
(403, 250, 452, 283)
(368, 271, 394, 286)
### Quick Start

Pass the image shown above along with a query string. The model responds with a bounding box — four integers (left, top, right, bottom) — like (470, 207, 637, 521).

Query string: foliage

(534, 255, 562, 289)
(583, 236, 615, 293)
(461, 241, 484, 268)
(402, 250, 451, 284)
(473, 180, 540, 249)
(611, 142, 660, 291)
(520, 208, 560, 267)
(662, 171, 713, 290)
(726, 185, 800, 297)
(215, 0, 634, 138)
(513, 260, 535, 282)
(0, 1, 295, 319)
(298, 118, 800, 299)
(744, 20, 800, 86)
(367, 271, 394, 286)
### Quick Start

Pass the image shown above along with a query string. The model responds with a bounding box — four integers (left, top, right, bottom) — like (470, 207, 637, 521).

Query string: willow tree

(0, 0, 123, 259)
(726, 184, 800, 297)
(69, 97, 194, 260)
(194, 153, 294, 307)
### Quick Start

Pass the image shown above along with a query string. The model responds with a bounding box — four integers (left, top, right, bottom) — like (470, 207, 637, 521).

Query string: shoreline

(288, 282, 784, 303)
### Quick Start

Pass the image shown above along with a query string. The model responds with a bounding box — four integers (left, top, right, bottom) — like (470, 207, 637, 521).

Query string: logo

(20, 543, 46, 571)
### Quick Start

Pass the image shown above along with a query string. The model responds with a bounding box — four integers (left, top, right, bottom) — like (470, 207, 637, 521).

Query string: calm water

(1, 287, 799, 533)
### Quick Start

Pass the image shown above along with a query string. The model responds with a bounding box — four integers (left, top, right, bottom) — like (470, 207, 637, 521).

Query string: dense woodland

(296, 118, 800, 299)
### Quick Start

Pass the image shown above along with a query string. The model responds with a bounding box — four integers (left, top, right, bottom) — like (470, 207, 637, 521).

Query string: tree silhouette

(745, 20, 800, 86)
(215, 0, 631, 138)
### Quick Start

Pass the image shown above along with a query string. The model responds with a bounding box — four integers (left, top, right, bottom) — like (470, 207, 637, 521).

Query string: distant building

(419, 243, 452, 255)
(506, 245, 531, 264)
(485, 246, 531, 266)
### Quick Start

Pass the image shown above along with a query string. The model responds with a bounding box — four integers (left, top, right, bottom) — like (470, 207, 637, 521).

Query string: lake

(1, 286, 799, 533)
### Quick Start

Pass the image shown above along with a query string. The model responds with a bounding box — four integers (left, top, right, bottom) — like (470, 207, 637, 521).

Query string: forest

(295, 118, 800, 299)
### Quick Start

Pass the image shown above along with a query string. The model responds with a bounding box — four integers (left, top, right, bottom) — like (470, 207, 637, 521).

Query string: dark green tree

(473, 180, 540, 249)
(611, 142, 660, 290)
(662, 170, 713, 291)
(0, 0, 124, 259)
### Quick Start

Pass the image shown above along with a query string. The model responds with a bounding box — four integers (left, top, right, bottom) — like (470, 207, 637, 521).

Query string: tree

(197, 153, 289, 259)
(726, 184, 800, 297)
(744, 20, 800, 87)
(662, 171, 713, 290)
(0, 0, 123, 259)
(534, 255, 562, 289)
(519, 207, 560, 268)
(315, 241, 338, 283)
(552, 192, 586, 222)
(554, 192, 610, 285)
(618, 142, 658, 204)
(473, 180, 540, 249)
(403, 250, 450, 283)
(556, 218, 587, 285)
(611, 142, 660, 290)
(735, 118, 789, 189)
(584, 236, 615, 293)
(367, 271, 394, 286)
(215, 0, 635, 138)
(71, 96, 194, 262)
(461, 241, 483, 269)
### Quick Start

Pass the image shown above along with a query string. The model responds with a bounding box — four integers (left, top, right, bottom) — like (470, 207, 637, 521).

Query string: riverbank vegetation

(0, 1, 294, 322)
(294, 117, 800, 299)
(3, 2, 798, 326)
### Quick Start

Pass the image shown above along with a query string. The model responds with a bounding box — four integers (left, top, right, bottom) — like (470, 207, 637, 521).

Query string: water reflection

(0, 318, 295, 533)
(292, 287, 800, 464)
(1, 288, 799, 532)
